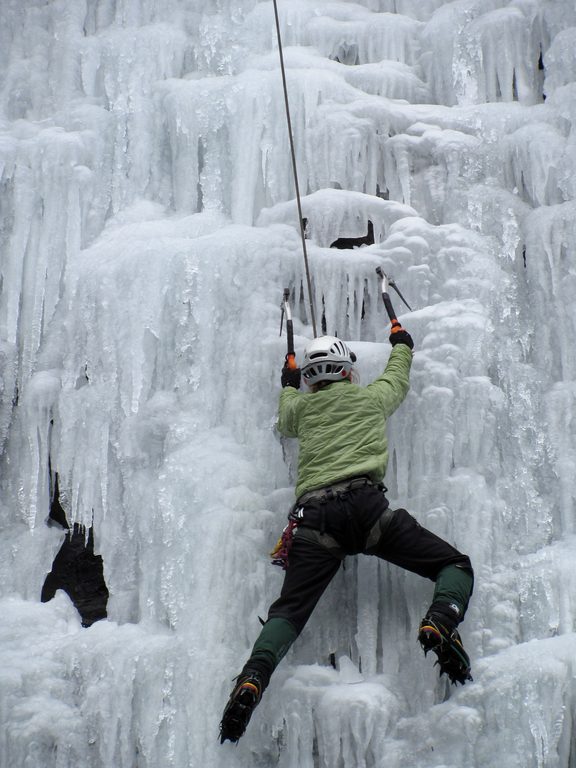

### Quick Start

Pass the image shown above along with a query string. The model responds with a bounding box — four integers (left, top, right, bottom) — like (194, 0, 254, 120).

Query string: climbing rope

(272, 0, 318, 338)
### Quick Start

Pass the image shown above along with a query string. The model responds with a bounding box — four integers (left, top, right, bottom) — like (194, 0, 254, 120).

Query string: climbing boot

(219, 670, 264, 743)
(418, 613, 472, 685)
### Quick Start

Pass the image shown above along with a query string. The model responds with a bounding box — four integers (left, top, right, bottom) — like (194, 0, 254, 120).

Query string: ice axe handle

(282, 289, 298, 368)
(375, 267, 400, 327)
(383, 295, 399, 327)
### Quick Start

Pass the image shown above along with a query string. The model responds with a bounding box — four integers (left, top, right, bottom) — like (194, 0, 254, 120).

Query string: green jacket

(277, 344, 412, 499)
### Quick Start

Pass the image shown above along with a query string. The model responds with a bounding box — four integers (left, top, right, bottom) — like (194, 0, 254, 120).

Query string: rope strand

(272, 0, 318, 338)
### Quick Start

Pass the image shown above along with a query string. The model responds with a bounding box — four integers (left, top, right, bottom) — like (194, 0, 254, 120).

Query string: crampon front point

(419, 617, 472, 685)
(219, 674, 263, 744)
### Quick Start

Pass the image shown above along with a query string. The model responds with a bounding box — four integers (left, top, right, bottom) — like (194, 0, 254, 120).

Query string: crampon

(418, 616, 472, 685)
(219, 672, 263, 744)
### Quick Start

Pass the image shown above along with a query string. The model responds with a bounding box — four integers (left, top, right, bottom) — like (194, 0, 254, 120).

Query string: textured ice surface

(1, 0, 576, 767)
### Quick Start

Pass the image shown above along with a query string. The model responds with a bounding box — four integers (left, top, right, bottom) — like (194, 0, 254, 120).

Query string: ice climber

(220, 325, 474, 744)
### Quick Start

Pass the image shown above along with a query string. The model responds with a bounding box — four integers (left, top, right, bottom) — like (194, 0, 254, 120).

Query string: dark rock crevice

(42, 472, 109, 628)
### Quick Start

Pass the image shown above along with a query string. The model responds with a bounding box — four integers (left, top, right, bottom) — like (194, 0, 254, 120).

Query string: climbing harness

(272, 0, 317, 337)
(296, 475, 380, 506)
(271, 477, 385, 569)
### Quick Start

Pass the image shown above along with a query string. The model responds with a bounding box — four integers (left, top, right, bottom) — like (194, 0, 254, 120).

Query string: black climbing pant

(246, 483, 473, 682)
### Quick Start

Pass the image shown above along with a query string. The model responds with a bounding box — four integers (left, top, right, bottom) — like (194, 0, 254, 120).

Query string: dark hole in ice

(330, 220, 374, 249)
(42, 472, 109, 628)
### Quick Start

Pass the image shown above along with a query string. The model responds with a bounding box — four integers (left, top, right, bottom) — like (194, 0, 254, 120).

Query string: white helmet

(301, 336, 356, 386)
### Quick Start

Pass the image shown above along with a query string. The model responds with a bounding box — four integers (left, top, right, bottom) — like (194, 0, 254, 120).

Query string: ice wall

(1, 1, 576, 767)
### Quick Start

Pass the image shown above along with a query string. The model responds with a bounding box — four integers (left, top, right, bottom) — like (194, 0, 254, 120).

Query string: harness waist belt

(296, 476, 377, 505)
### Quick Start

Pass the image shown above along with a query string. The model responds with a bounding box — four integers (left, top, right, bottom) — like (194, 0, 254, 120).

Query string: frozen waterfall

(1, 0, 576, 766)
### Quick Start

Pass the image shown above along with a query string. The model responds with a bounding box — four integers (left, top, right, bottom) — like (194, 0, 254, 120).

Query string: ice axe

(280, 288, 298, 370)
(375, 267, 413, 334)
